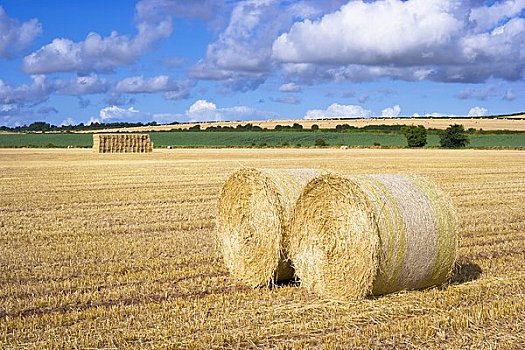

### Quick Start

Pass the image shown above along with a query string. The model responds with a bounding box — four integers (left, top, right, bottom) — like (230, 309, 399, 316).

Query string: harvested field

(76, 116, 525, 133)
(1, 148, 524, 348)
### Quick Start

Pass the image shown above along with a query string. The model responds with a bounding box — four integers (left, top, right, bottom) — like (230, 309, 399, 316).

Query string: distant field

(76, 115, 525, 133)
(0, 133, 93, 147)
(1, 131, 524, 148)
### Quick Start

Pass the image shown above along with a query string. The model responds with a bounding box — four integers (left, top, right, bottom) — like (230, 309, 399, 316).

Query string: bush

(440, 124, 469, 148)
(315, 138, 328, 147)
(401, 125, 427, 147)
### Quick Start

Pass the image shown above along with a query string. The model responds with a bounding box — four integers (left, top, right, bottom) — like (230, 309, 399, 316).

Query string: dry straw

(93, 134, 153, 153)
(216, 168, 320, 287)
(289, 174, 458, 301)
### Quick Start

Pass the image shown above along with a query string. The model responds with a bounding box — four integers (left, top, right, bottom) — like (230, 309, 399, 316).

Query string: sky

(0, 0, 524, 127)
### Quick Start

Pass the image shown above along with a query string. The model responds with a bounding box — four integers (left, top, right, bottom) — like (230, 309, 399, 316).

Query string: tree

(27, 122, 53, 132)
(311, 124, 319, 131)
(292, 123, 303, 130)
(401, 125, 427, 147)
(315, 138, 328, 147)
(440, 124, 469, 148)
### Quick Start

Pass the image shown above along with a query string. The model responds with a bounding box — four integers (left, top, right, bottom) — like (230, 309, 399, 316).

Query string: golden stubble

(0, 148, 524, 349)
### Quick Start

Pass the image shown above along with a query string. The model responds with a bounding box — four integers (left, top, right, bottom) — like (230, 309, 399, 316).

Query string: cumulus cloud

(115, 75, 192, 100)
(89, 105, 149, 124)
(0, 105, 25, 126)
(0, 75, 51, 105)
(468, 106, 489, 117)
(455, 86, 497, 100)
(469, 0, 525, 31)
(86, 99, 279, 125)
(61, 117, 76, 126)
(0, 76, 52, 126)
(185, 99, 278, 122)
(22, 0, 173, 74)
(54, 75, 110, 96)
(104, 94, 135, 107)
(270, 96, 301, 104)
(22, 0, 241, 75)
(502, 89, 516, 101)
(381, 105, 401, 117)
(279, 82, 301, 92)
(0, 73, 191, 111)
(274, 0, 462, 65)
(272, 0, 525, 83)
(190, 0, 348, 91)
(305, 103, 372, 119)
(37, 106, 58, 114)
(0, 6, 42, 59)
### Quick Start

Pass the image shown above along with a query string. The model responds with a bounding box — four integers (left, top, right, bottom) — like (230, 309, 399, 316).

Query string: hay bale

(289, 174, 457, 300)
(93, 134, 153, 153)
(216, 168, 320, 287)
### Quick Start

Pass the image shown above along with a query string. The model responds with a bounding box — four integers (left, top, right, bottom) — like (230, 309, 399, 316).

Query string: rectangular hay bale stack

(93, 134, 153, 153)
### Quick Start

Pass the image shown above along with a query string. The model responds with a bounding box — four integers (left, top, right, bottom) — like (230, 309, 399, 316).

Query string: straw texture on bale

(93, 134, 153, 153)
(216, 168, 319, 287)
(289, 174, 458, 301)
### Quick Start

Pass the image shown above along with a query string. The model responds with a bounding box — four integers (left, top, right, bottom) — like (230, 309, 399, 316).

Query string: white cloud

(0, 75, 51, 105)
(502, 89, 516, 101)
(87, 99, 278, 125)
(426, 112, 459, 118)
(279, 82, 301, 92)
(271, 96, 301, 104)
(116, 75, 171, 93)
(22, 1, 173, 74)
(61, 117, 76, 126)
(54, 75, 110, 96)
(469, 0, 525, 31)
(89, 105, 149, 124)
(272, 0, 525, 83)
(381, 105, 401, 117)
(185, 99, 278, 122)
(0, 6, 42, 59)
(190, 0, 348, 91)
(0, 107, 25, 127)
(273, 0, 462, 65)
(456, 86, 496, 100)
(187, 100, 220, 122)
(115, 75, 192, 100)
(468, 106, 488, 117)
(37, 106, 58, 114)
(305, 103, 372, 119)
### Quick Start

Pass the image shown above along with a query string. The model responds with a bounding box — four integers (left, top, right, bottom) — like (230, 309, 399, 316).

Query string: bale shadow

(448, 260, 483, 285)
(272, 277, 300, 288)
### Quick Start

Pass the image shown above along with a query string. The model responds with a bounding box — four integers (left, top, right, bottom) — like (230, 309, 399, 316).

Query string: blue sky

(0, 0, 524, 126)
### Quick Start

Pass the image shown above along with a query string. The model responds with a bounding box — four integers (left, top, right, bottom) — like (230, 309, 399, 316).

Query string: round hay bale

(289, 174, 458, 300)
(216, 168, 320, 287)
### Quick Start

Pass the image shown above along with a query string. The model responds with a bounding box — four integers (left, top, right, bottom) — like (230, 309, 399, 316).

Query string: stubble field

(1, 148, 524, 349)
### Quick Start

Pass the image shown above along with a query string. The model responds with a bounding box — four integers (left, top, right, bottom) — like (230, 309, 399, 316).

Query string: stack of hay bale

(217, 168, 458, 301)
(93, 134, 153, 153)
